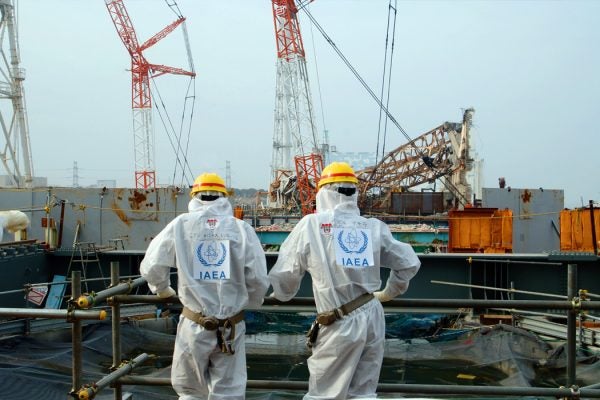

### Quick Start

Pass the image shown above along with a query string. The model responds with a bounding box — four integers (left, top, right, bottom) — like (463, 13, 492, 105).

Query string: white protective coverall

(269, 188, 421, 399)
(140, 196, 268, 400)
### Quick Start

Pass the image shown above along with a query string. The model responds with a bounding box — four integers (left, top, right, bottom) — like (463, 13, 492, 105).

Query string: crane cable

(375, 0, 398, 167)
(306, 3, 329, 163)
(176, 16, 196, 188)
(370, 0, 397, 213)
(172, 76, 196, 187)
(150, 76, 195, 187)
(164, 0, 183, 18)
(149, 0, 196, 188)
(300, 6, 469, 206)
(301, 6, 412, 145)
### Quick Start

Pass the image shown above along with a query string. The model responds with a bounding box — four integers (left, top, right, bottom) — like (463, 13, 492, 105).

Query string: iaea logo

(196, 241, 227, 267)
(337, 229, 368, 254)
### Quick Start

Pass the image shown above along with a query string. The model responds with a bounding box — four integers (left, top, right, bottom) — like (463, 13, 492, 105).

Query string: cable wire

(177, 77, 196, 187)
(375, 0, 394, 166)
(381, 0, 398, 162)
(301, 7, 412, 145)
(163, 0, 183, 18)
(306, 4, 329, 163)
(301, 6, 469, 206)
(149, 75, 195, 187)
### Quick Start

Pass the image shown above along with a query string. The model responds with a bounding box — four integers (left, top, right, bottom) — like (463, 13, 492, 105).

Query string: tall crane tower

(0, 0, 33, 188)
(105, 0, 195, 189)
(270, 0, 324, 215)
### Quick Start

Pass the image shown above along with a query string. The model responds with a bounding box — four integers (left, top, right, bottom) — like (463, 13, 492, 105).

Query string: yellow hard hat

(190, 173, 228, 197)
(318, 162, 358, 188)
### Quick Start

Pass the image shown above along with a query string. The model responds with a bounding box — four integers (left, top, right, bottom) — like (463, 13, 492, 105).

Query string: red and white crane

(105, 0, 195, 189)
(270, 0, 325, 215)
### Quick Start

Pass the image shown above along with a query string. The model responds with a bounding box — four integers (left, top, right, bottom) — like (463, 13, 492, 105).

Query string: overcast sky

(14, 0, 600, 208)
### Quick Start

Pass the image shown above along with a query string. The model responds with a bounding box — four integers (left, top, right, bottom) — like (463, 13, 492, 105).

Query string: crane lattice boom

(105, 0, 195, 189)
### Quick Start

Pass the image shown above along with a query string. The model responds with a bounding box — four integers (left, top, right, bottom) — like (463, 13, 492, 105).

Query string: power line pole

(72, 161, 79, 188)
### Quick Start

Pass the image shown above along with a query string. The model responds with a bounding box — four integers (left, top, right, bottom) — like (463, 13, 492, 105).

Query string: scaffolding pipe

(0, 308, 107, 320)
(383, 298, 600, 310)
(112, 295, 600, 311)
(567, 263, 577, 386)
(0, 279, 75, 297)
(76, 276, 147, 308)
(490, 308, 570, 319)
(468, 258, 563, 266)
(590, 200, 598, 255)
(112, 294, 181, 305)
(76, 353, 150, 400)
(431, 279, 568, 299)
(110, 262, 123, 400)
(585, 381, 600, 390)
(71, 271, 83, 397)
(114, 377, 600, 398)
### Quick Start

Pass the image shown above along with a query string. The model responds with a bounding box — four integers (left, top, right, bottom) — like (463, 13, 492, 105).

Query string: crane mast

(0, 0, 33, 188)
(270, 0, 323, 214)
(105, 0, 195, 189)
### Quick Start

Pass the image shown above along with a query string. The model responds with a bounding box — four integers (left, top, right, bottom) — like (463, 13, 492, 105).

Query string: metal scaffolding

(1, 262, 600, 399)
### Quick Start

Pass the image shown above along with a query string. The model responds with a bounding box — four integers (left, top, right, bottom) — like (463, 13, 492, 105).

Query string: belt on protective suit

(316, 292, 374, 326)
(182, 307, 245, 354)
(306, 292, 375, 349)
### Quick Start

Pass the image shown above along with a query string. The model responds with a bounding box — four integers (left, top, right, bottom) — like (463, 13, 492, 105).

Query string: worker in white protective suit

(140, 172, 269, 400)
(268, 162, 421, 399)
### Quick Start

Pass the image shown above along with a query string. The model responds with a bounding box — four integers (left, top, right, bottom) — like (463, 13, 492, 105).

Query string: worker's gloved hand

(157, 287, 177, 298)
(374, 290, 394, 303)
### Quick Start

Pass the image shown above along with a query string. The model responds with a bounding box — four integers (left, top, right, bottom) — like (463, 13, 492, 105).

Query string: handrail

(115, 376, 600, 398)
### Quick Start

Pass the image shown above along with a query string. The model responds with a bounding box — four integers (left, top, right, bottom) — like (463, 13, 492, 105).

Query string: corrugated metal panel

(390, 192, 445, 215)
(560, 208, 600, 252)
(448, 208, 513, 253)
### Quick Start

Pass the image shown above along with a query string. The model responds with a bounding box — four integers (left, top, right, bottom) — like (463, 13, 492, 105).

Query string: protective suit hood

(188, 196, 233, 216)
(316, 188, 360, 216)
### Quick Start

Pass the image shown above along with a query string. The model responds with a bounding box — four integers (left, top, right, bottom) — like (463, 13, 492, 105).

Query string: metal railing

(2, 261, 600, 399)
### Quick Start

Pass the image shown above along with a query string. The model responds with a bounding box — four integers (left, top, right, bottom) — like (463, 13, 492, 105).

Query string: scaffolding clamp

(570, 385, 581, 400)
(66, 299, 77, 323)
(125, 278, 135, 294)
(570, 297, 582, 312)
(77, 292, 96, 309)
(76, 384, 98, 400)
